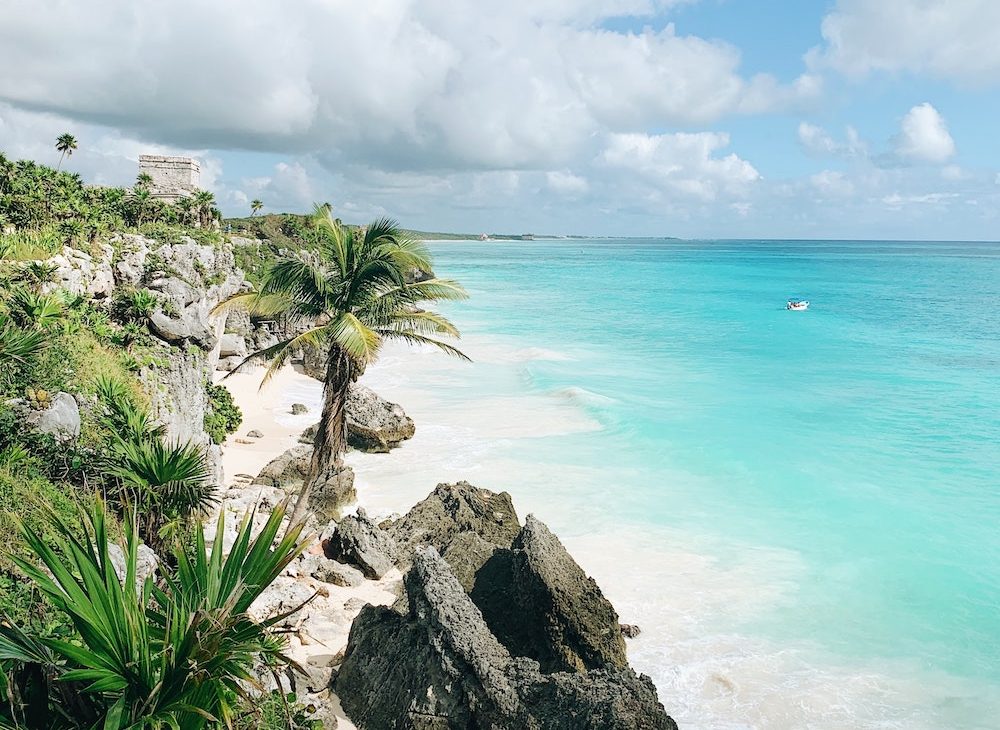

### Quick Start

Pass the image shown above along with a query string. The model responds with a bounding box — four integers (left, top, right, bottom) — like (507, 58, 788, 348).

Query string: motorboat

(786, 299, 809, 311)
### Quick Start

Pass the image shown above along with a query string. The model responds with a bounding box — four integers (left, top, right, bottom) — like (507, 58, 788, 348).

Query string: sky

(1, 0, 999, 240)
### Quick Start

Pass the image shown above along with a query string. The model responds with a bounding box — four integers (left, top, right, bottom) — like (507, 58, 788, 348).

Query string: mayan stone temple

(138, 155, 201, 203)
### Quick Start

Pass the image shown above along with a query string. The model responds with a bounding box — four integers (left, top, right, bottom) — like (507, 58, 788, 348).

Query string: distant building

(520, 233, 535, 240)
(138, 155, 200, 202)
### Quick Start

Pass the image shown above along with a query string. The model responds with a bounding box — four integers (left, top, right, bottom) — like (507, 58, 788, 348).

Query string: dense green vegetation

(0, 152, 221, 261)
(0, 149, 315, 728)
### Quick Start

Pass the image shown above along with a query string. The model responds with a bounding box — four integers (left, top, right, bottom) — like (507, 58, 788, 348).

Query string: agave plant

(0, 315, 47, 367)
(0, 499, 309, 729)
(94, 375, 163, 444)
(7, 288, 65, 330)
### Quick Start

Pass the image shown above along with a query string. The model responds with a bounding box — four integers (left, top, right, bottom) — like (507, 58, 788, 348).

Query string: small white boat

(786, 299, 809, 311)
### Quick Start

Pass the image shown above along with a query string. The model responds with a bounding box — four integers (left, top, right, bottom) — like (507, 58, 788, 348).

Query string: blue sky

(1, 0, 998, 240)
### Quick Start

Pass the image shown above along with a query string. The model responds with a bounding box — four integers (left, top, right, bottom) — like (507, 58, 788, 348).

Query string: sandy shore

(216, 365, 398, 730)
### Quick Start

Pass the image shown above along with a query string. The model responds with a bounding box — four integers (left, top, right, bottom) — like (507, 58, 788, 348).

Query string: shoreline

(218, 335, 1000, 730)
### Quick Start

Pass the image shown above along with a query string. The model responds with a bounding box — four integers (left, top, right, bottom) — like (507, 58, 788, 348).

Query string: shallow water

(327, 239, 1000, 729)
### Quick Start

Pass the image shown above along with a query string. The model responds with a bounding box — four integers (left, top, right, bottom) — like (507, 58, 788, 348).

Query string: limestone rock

(442, 530, 505, 593)
(307, 464, 356, 521)
(291, 403, 308, 415)
(246, 429, 263, 438)
(149, 307, 217, 349)
(107, 541, 159, 595)
(335, 547, 675, 730)
(252, 445, 312, 490)
(218, 332, 247, 358)
(323, 509, 396, 580)
(249, 576, 316, 626)
(471, 515, 628, 674)
(299, 554, 365, 587)
(26, 391, 81, 442)
(345, 384, 415, 453)
(390, 481, 521, 570)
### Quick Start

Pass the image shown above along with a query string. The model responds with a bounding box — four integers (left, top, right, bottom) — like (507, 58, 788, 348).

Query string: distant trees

(54, 133, 77, 170)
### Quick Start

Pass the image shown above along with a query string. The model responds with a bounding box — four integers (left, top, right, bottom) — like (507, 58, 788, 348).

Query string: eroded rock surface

(472, 515, 628, 674)
(389, 481, 521, 585)
(345, 385, 415, 453)
(24, 391, 81, 442)
(335, 547, 675, 730)
(324, 509, 397, 580)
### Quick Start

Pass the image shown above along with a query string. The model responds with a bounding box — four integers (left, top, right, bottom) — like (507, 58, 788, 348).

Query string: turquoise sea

(348, 239, 1000, 729)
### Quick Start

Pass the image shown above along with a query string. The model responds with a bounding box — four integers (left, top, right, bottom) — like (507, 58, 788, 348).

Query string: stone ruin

(138, 155, 200, 202)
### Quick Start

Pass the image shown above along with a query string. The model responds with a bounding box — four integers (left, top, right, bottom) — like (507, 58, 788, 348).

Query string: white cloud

(881, 191, 959, 208)
(600, 132, 760, 201)
(797, 122, 866, 158)
(0, 0, 816, 174)
(894, 103, 955, 164)
(810, 170, 855, 197)
(547, 171, 589, 196)
(813, 0, 1000, 85)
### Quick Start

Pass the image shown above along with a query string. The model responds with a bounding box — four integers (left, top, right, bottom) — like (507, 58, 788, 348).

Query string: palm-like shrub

(7, 288, 65, 330)
(0, 315, 47, 367)
(109, 438, 216, 545)
(215, 206, 469, 524)
(0, 500, 309, 729)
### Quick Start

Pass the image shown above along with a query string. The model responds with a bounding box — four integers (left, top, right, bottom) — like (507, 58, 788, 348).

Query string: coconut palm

(54, 133, 77, 170)
(250, 199, 263, 217)
(215, 206, 469, 525)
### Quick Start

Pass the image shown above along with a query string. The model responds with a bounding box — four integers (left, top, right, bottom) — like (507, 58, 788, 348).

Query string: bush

(204, 381, 242, 444)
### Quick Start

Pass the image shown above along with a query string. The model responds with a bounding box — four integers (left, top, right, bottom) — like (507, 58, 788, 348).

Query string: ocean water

(345, 239, 1000, 729)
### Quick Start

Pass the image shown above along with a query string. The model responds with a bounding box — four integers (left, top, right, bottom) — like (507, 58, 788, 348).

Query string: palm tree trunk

(288, 344, 352, 526)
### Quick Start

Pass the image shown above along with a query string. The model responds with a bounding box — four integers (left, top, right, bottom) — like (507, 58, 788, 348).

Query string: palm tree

(250, 199, 263, 217)
(215, 206, 469, 525)
(193, 190, 216, 228)
(54, 133, 77, 170)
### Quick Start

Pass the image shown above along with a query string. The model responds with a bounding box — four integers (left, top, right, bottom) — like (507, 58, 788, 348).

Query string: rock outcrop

(323, 509, 397, 580)
(389, 481, 522, 589)
(253, 445, 313, 490)
(335, 547, 675, 730)
(307, 463, 356, 521)
(345, 385, 415, 453)
(471, 515, 628, 674)
(24, 391, 81, 442)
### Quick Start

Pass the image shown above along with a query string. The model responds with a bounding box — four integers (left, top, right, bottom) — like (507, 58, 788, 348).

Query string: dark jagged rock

(621, 624, 642, 639)
(471, 515, 628, 674)
(308, 464, 356, 521)
(390, 481, 521, 571)
(334, 547, 675, 730)
(346, 385, 415, 453)
(324, 509, 397, 580)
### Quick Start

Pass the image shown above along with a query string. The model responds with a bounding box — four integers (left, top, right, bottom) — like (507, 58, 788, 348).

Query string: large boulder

(149, 307, 217, 350)
(218, 332, 247, 358)
(308, 463, 356, 521)
(471, 515, 628, 674)
(252, 445, 312, 490)
(323, 509, 396, 580)
(335, 547, 675, 730)
(345, 385, 415, 453)
(389, 482, 522, 588)
(25, 392, 81, 442)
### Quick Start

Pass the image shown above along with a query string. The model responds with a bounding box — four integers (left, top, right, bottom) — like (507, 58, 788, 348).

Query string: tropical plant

(54, 134, 77, 171)
(193, 190, 217, 229)
(112, 288, 159, 323)
(0, 499, 310, 729)
(215, 205, 469, 525)
(6, 288, 65, 330)
(204, 382, 242, 445)
(250, 200, 263, 217)
(0, 316, 47, 368)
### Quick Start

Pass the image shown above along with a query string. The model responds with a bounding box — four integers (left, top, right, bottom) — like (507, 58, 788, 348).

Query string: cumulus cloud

(547, 171, 589, 196)
(810, 170, 855, 197)
(812, 0, 1000, 84)
(599, 132, 760, 201)
(0, 0, 817, 174)
(893, 103, 956, 164)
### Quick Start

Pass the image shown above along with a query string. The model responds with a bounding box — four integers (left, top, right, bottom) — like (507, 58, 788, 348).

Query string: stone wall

(138, 155, 201, 202)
